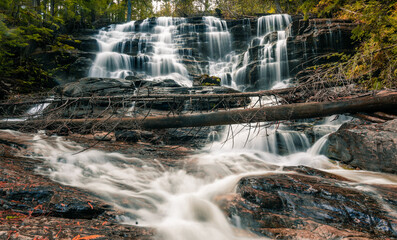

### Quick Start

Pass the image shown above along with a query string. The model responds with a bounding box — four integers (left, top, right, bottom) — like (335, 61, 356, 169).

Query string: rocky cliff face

(40, 16, 358, 89)
(287, 18, 357, 76)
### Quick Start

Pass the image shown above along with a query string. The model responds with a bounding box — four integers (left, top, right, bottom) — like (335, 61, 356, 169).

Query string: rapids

(11, 115, 394, 239)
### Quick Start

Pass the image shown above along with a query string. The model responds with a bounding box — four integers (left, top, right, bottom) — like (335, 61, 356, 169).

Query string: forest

(0, 0, 396, 96)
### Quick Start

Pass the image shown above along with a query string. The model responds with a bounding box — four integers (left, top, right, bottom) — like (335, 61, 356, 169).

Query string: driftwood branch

(1, 91, 396, 131)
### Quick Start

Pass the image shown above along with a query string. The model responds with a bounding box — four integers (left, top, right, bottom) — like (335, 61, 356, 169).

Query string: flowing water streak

(89, 17, 192, 86)
(204, 16, 237, 87)
(257, 15, 291, 89)
(12, 110, 395, 240)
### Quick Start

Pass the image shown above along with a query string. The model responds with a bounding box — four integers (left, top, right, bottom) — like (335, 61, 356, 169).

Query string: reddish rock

(219, 166, 397, 239)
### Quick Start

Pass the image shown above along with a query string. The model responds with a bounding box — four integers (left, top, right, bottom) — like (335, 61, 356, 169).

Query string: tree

(127, 0, 131, 21)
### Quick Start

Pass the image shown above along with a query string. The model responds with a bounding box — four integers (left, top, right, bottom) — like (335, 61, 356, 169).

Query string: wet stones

(193, 74, 221, 86)
(115, 131, 140, 143)
(324, 119, 397, 174)
(220, 166, 397, 239)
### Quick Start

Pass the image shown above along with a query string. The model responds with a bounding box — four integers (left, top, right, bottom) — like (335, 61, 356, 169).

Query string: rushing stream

(5, 14, 396, 239)
(16, 116, 395, 240)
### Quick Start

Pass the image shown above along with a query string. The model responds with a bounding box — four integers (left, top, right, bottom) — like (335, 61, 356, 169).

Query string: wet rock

(115, 131, 140, 143)
(125, 75, 183, 88)
(324, 119, 397, 174)
(220, 166, 397, 239)
(229, 21, 252, 51)
(94, 133, 113, 141)
(161, 126, 224, 148)
(61, 77, 135, 97)
(147, 78, 183, 88)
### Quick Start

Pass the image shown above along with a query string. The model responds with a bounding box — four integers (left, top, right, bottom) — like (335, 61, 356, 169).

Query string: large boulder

(60, 77, 135, 97)
(219, 166, 397, 239)
(324, 119, 397, 174)
(193, 74, 221, 86)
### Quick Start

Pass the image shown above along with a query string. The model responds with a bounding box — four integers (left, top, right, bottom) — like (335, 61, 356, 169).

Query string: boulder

(324, 119, 397, 174)
(193, 74, 221, 86)
(115, 131, 140, 143)
(60, 77, 135, 97)
(219, 166, 397, 239)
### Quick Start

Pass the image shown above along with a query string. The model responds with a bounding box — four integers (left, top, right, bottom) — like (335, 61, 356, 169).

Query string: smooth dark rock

(61, 77, 135, 97)
(324, 119, 397, 174)
(115, 131, 140, 142)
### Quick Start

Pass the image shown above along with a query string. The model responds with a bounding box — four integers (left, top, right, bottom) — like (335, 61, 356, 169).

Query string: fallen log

(373, 111, 397, 120)
(353, 113, 386, 123)
(1, 92, 396, 131)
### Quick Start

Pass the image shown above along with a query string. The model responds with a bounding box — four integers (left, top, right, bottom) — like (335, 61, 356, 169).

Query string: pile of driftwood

(0, 82, 396, 133)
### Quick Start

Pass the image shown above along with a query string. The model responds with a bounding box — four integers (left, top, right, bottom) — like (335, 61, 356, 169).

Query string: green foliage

(339, 1, 397, 88)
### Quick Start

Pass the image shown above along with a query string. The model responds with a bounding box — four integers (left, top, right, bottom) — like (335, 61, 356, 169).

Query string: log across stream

(1, 91, 396, 131)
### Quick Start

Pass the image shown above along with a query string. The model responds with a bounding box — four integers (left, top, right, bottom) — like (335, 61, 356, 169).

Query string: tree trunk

(1, 92, 396, 131)
(50, 0, 55, 16)
(127, 0, 132, 21)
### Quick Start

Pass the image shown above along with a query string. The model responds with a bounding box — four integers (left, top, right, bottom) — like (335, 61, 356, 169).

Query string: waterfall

(256, 14, 291, 36)
(203, 16, 232, 60)
(1, 97, 53, 122)
(88, 14, 294, 91)
(257, 14, 292, 89)
(207, 14, 292, 90)
(89, 17, 192, 87)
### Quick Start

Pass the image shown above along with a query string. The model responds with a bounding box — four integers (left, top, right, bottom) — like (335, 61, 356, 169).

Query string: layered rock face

(219, 166, 397, 239)
(44, 15, 357, 90)
(287, 18, 357, 76)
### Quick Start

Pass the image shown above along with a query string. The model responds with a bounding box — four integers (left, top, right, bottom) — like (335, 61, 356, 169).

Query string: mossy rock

(197, 74, 221, 86)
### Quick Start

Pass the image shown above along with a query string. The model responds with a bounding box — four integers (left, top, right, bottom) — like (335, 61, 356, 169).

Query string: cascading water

(207, 14, 292, 90)
(256, 14, 292, 89)
(88, 15, 294, 91)
(1, 97, 53, 122)
(89, 17, 192, 86)
(14, 116, 395, 239)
